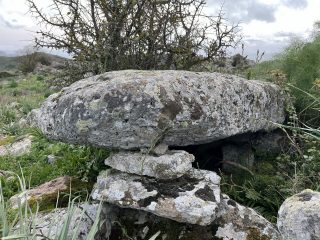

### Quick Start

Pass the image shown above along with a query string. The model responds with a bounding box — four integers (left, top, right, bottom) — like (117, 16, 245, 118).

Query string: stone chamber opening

(169, 130, 286, 174)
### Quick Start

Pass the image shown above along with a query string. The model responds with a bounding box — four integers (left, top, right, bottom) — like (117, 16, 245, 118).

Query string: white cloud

(0, 0, 34, 28)
(205, 0, 319, 59)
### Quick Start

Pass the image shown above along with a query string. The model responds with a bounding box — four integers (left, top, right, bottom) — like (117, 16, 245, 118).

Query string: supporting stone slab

(104, 150, 194, 179)
(91, 169, 221, 226)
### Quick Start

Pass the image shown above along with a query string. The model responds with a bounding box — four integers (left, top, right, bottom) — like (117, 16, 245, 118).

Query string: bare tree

(27, 0, 241, 79)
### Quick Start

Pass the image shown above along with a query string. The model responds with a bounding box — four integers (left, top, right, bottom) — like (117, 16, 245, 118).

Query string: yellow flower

(314, 79, 320, 89)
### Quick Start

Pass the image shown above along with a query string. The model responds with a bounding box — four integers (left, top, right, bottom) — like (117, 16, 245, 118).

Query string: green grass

(0, 74, 110, 201)
(0, 131, 109, 200)
(247, 35, 320, 126)
(0, 171, 103, 239)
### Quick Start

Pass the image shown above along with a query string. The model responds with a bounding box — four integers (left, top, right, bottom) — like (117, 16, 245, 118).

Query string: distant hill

(0, 52, 69, 72)
(0, 56, 19, 71)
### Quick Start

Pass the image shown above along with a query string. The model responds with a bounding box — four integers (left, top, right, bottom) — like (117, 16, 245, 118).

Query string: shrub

(277, 36, 320, 126)
(27, 0, 241, 83)
(36, 75, 44, 81)
(18, 53, 38, 74)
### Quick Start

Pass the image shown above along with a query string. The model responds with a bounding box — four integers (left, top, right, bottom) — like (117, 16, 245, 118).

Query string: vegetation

(0, 75, 109, 202)
(0, 56, 19, 72)
(27, 0, 241, 82)
(222, 31, 320, 222)
(0, 171, 103, 239)
(18, 49, 66, 74)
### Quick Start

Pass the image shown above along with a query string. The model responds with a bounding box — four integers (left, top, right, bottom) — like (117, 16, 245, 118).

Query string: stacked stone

(91, 147, 221, 226)
(33, 70, 287, 239)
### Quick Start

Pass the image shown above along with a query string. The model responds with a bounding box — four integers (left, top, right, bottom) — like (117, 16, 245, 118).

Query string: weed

(8, 81, 18, 88)
(36, 75, 44, 81)
(0, 171, 104, 239)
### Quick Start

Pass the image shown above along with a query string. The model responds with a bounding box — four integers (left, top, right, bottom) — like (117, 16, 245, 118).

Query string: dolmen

(33, 70, 286, 239)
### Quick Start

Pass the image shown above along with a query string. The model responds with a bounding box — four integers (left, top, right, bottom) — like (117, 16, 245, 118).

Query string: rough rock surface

(91, 168, 221, 225)
(105, 150, 194, 179)
(104, 200, 280, 240)
(216, 194, 280, 239)
(17, 204, 109, 240)
(10, 176, 72, 209)
(277, 189, 320, 240)
(252, 130, 287, 155)
(0, 136, 32, 156)
(33, 70, 286, 149)
(222, 143, 255, 169)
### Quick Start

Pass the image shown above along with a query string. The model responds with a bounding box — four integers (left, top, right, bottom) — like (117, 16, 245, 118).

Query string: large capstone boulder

(277, 189, 320, 240)
(104, 150, 194, 179)
(91, 168, 221, 226)
(33, 70, 286, 149)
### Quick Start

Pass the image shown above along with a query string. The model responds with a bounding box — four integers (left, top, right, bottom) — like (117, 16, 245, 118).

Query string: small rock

(47, 154, 57, 164)
(10, 176, 71, 209)
(215, 194, 280, 239)
(0, 136, 32, 157)
(18, 118, 28, 127)
(16, 204, 109, 240)
(9, 101, 19, 108)
(104, 150, 194, 179)
(252, 130, 287, 156)
(277, 189, 320, 240)
(152, 143, 169, 156)
(91, 169, 221, 226)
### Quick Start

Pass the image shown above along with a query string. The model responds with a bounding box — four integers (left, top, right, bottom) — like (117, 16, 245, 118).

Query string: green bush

(0, 72, 14, 79)
(36, 75, 44, 81)
(18, 53, 38, 74)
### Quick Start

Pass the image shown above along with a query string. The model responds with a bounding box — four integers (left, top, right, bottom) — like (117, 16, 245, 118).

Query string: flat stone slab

(0, 136, 32, 157)
(9, 176, 71, 209)
(105, 150, 194, 179)
(33, 70, 286, 149)
(91, 168, 221, 226)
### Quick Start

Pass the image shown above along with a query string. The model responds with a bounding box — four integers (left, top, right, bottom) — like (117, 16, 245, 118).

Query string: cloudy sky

(0, 0, 319, 59)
